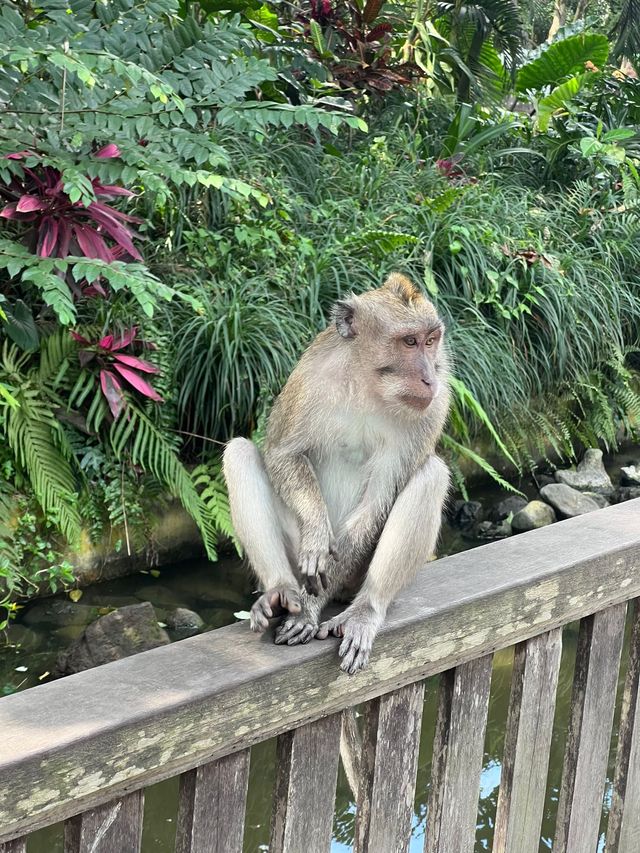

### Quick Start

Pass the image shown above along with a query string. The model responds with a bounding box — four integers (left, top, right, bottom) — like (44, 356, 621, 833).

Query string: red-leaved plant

(70, 327, 162, 419)
(0, 146, 142, 261)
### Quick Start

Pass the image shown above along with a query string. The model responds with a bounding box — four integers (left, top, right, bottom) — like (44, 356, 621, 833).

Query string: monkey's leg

(317, 455, 449, 674)
(223, 438, 302, 633)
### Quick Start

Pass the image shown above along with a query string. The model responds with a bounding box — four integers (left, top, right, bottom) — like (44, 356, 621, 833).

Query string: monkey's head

(332, 273, 448, 415)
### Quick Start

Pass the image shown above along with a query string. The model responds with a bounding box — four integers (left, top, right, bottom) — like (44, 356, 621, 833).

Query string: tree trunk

(547, 0, 568, 40)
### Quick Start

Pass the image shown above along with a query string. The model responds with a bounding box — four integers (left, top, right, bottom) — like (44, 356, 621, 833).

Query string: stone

(472, 519, 512, 540)
(583, 491, 610, 509)
(613, 486, 640, 503)
(450, 501, 483, 528)
(488, 496, 528, 523)
(53, 601, 169, 677)
(165, 607, 204, 638)
(621, 465, 640, 486)
(554, 449, 614, 496)
(512, 500, 557, 532)
(540, 483, 602, 518)
(22, 599, 101, 629)
(534, 474, 556, 489)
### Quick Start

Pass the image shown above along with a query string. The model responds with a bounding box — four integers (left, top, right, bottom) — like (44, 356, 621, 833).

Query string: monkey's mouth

(399, 393, 433, 410)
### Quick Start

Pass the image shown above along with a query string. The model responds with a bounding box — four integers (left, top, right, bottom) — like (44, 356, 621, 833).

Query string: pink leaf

(70, 330, 91, 345)
(0, 203, 18, 219)
(95, 144, 121, 159)
(100, 370, 126, 419)
(86, 206, 143, 261)
(38, 216, 59, 257)
(113, 364, 163, 402)
(113, 353, 159, 373)
(74, 223, 113, 262)
(98, 334, 114, 350)
(57, 219, 72, 258)
(93, 183, 135, 198)
(5, 150, 32, 160)
(110, 327, 138, 350)
(16, 194, 46, 213)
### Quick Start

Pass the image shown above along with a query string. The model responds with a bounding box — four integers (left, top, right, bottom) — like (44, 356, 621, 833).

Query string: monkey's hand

(316, 601, 384, 675)
(250, 586, 302, 633)
(298, 525, 337, 597)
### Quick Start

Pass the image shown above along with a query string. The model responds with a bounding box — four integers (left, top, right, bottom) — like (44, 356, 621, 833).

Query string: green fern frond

(5, 386, 81, 542)
(109, 405, 219, 559)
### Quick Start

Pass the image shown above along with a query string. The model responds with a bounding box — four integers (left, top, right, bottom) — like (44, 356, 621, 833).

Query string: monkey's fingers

(249, 597, 272, 633)
(273, 587, 302, 615)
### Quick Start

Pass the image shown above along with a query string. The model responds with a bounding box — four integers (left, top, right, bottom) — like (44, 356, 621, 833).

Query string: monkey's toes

(275, 618, 317, 645)
(339, 635, 371, 674)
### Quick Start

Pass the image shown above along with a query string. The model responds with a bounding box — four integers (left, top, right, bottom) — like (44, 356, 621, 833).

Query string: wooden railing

(0, 498, 639, 853)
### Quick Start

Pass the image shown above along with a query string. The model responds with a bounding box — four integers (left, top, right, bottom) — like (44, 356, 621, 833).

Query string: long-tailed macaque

(223, 273, 450, 673)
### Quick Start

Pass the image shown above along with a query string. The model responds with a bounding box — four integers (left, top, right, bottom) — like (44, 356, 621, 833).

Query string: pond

(2, 448, 637, 852)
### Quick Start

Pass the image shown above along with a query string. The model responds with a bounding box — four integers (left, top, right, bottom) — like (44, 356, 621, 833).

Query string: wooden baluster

(175, 749, 250, 853)
(271, 713, 341, 853)
(424, 655, 493, 853)
(607, 599, 640, 853)
(355, 682, 425, 853)
(554, 603, 627, 853)
(0, 839, 27, 853)
(64, 790, 144, 853)
(493, 628, 562, 853)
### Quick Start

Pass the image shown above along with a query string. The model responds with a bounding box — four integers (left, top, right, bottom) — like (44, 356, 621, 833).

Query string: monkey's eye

(404, 336, 418, 347)
(425, 336, 436, 347)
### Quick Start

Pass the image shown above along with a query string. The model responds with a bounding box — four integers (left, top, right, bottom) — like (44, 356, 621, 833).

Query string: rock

(488, 496, 528, 523)
(621, 465, 640, 486)
(554, 449, 614, 496)
(583, 491, 610, 509)
(540, 483, 602, 518)
(450, 501, 483, 528)
(613, 486, 640, 503)
(22, 599, 101, 629)
(53, 602, 169, 677)
(534, 474, 556, 489)
(512, 500, 557, 532)
(6, 623, 42, 651)
(472, 519, 512, 540)
(165, 607, 204, 638)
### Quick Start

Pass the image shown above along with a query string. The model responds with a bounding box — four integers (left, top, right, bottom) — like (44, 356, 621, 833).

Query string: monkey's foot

(316, 603, 383, 675)
(250, 587, 301, 633)
(274, 614, 319, 646)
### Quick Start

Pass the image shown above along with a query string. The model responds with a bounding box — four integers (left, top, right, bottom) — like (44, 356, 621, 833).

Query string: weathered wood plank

(493, 628, 562, 853)
(63, 791, 144, 853)
(175, 749, 250, 853)
(607, 599, 640, 853)
(355, 682, 425, 853)
(0, 839, 26, 853)
(554, 603, 627, 853)
(424, 655, 493, 853)
(340, 708, 363, 800)
(271, 713, 341, 853)
(0, 500, 639, 842)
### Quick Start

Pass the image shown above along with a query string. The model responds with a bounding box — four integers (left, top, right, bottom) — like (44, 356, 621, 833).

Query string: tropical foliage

(0, 0, 639, 619)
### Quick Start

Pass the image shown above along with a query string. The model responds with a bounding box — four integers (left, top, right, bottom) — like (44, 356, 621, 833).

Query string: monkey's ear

(383, 273, 421, 305)
(333, 299, 357, 339)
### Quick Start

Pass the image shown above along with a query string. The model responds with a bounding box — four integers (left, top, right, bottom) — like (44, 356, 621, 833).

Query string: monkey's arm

(265, 446, 335, 595)
(317, 454, 449, 673)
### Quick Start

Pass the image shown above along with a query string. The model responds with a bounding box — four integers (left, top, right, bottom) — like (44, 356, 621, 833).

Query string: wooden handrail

(0, 498, 639, 842)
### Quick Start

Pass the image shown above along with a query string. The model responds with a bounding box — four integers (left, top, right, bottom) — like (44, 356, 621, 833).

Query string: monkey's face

(333, 275, 447, 417)
(372, 322, 444, 413)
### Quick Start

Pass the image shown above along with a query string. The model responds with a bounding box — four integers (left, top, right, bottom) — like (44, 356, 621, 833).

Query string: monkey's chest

(314, 437, 378, 532)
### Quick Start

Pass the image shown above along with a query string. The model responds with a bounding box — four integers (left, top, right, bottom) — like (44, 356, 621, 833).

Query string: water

(3, 448, 638, 852)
